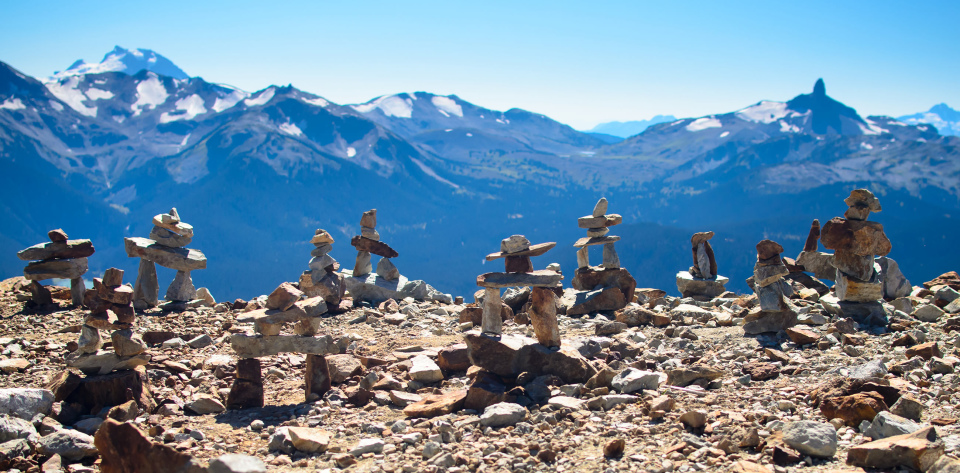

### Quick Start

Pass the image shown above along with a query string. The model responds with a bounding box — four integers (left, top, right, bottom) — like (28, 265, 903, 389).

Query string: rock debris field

(1, 194, 960, 473)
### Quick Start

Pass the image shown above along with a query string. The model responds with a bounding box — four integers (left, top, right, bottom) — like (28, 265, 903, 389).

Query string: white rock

(409, 355, 443, 384)
(782, 420, 838, 458)
(0, 388, 54, 420)
(863, 411, 920, 440)
(480, 402, 527, 427)
(611, 368, 661, 394)
(350, 438, 384, 456)
(913, 304, 945, 322)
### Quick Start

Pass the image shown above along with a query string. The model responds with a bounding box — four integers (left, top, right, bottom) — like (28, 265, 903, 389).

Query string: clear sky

(2, 0, 957, 129)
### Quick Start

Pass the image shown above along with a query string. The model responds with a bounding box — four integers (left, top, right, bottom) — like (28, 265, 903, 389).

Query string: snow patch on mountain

(45, 76, 98, 117)
(213, 89, 248, 113)
(431, 96, 463, 117)
(131, 75, 168, 116)
(686, 117, 722, 132)
(244, 88, 275, 107)
(303, 96, 329, 107)
(160, 94, 207, 123)
(736, 101, 792, 124)
(84, 88, 114, 100)
(279, 122, 303, 137)
(347, 147, 357, 158)
(899, 104, 960, 136)
(352, 94, 414, 118)
(779, 121, 800, 133)
(0, 97, 25, 110)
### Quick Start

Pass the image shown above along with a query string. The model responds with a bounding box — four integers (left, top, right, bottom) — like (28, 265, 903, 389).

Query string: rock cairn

(17, 229, 94, 307)
(799, 189, 909, 324)
(343, 209, 450, 304)
(230, 283, 336, 408)
(568, 197, 636, 315)
(350, 209, 400, 280)
(676, 231, 728, 299)
(743, 240, 798, 334)
(124, 208, 207, 310)
(66, 267, 149, 374)
(477, 235, 562, 346)
(299, 229, 345, 308)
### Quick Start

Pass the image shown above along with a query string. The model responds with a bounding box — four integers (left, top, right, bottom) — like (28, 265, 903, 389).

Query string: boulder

(124, 237, 206, 271)
(409, 355, 443, 384)
(847, 426, 944, 472)
(610, 368, 661, 394)
(676, 271, 728, 298)
(403, 390, 467, 419)
(0, 388, 54, 420)
(326, 355, 363, 384)
(463, 331, 595, 384)
(437, 344, 471, 372)
(480, 402, 527, 427)
(286, 427, 331, 453)
(864, 411, 921, 440)
(23, 258, 88, 281)
(230, 334, 336, 358)
(821, 392, 887, 426)
(17, 240, 95, 261)
(742, 307, 798, 335)
(95, 418, 206, 473)
(782, 420, 837, 458)
(36, 430, 98, 461)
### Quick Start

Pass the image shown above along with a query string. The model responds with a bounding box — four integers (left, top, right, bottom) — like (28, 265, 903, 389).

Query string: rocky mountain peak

(813, 78, 826, 98)
(52, 46, 189, 81)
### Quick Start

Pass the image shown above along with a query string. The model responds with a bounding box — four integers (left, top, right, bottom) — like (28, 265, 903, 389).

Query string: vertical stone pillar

(696, 243, 713, 278)
(529, 287, 560, 348)
(577, 247, 589, 269)
(70, 278, 85, 306)
(305, 354, 331, 401)
(228, 358, 264, 409)
(481, 287, 503, 335)
(601, 243, 620, 269)
(354, 251, 372, 276)
(165, 270, 196, 301)
(133, 259, 159, 309)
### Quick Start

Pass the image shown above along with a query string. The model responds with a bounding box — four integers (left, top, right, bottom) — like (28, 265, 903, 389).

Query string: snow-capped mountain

(52, 46, 189, 80)
(899, 103, 960, 136)
(2, 49, 959, 301)
(586, 115, 677, 138)
(350, 92, 608, 165)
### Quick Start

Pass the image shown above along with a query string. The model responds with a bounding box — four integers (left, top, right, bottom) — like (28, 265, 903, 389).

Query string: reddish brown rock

(228, 358, 263, 409)
(803, 220, 821, 252)
(924, 271, 960, 291)
(905, 342, 942, 361)
(504, 255, 534, 273)
(820, 392, 887, 426)
(350, 236, 399, 258)
(437, 344, 471, 372)
(95, 419, 205, 473)
(305, 354, 331, 400)
(756, 240, 784, 260)
(741, 362, 780, 381)
(62, 367, 156, 413)
(785, 327, 821, 345)
(464, 372, 510, 411)
(847, 426, 944, 472)
(403, 390, 467, 418)
(820, 217, 892, 256)
(266, 282, 303, 311)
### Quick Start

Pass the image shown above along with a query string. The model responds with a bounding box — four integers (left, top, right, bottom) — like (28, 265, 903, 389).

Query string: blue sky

(2, 0, 957, 129)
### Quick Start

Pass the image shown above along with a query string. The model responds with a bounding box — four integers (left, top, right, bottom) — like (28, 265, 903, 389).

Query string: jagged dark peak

(786, 78, 866, 134)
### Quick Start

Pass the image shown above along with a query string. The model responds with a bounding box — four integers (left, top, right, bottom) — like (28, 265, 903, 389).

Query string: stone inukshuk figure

(742, 240, 798, 334)
(819, 190, 898, 319)
(676, 231, 728, 299)
(229, 283, 335, 408)
(299, 229, 345, 307)
(349, 209, 401, 280)
(66, 267, 149, 374)
(569, 198, 636, 315)
(124, 208, 207, 309)
(17, 229, 94, 307)
(798, 190, 911, 306)
(478, 235, 562, 347)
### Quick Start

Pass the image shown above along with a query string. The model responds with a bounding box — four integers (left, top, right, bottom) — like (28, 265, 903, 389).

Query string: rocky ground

(1, 272, 960, 473)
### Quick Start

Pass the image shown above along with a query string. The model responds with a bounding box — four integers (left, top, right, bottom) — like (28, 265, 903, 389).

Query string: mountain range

(585, 116, 677, 139)
(1, 46, 958, 301)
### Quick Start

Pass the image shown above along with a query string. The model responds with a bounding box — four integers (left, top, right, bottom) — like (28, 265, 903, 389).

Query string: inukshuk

(299, 229, 345, 307)
(676, 231, 729, 299)
(477, 235, 562, 346)
(124, 208, 207, 310)
(742, 240, 798, 334)
(17, 229, 94, 307)
(569, 198, 636, 315)
(66, 267, 149, 374)
(229, 283, 335, 408)
(350, 209, 400, 280)
(818, 189, 906, 324)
